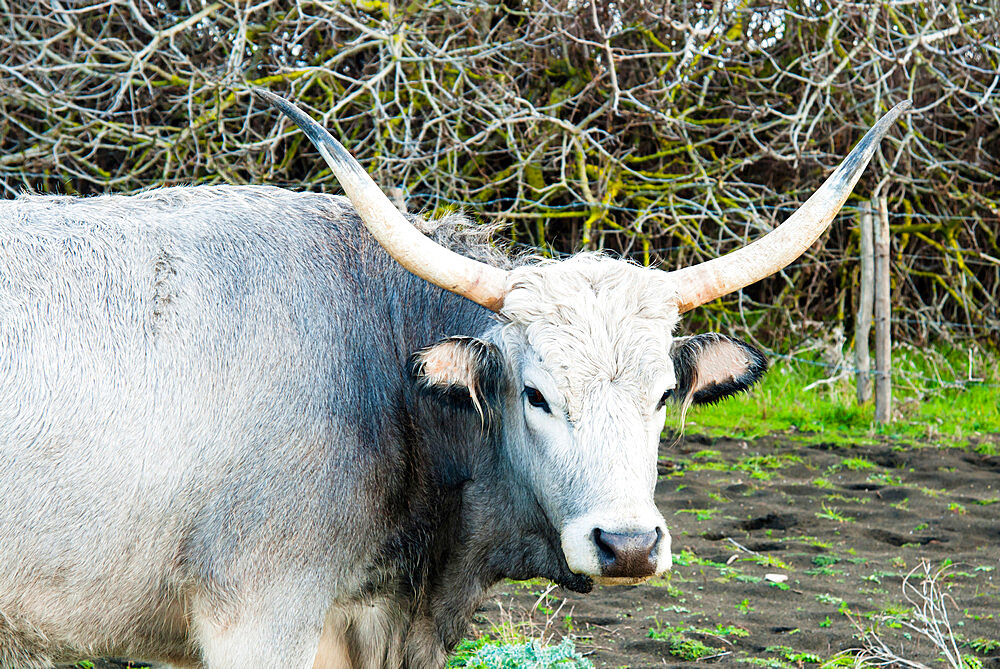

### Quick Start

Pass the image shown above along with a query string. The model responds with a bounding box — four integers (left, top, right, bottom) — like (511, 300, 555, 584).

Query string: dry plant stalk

(843, 561, 974, 669)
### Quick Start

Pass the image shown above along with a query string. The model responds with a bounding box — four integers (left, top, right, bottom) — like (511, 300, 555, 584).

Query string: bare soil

(482, 433, 1000, 668)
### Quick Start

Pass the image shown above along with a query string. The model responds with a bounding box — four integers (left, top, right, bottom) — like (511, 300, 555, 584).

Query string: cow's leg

(343, 599, 406, 669)
(191, 587, 328, 669)
(312, 610, 352, 669)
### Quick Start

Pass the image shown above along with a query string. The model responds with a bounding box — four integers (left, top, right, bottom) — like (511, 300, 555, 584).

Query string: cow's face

(414, 255, 766, 587)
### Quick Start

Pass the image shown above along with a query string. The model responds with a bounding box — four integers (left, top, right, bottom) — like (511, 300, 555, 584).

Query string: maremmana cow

(0, 91, 909, 669)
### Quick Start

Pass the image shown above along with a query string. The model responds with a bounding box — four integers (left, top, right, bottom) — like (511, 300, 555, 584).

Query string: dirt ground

(482, 433, 1000, 668)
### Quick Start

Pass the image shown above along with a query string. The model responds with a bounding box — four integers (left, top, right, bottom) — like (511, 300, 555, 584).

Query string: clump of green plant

(967, 637, 1000, 654)
(868, 472, 903, 486)
(647, 622, 720, 661)
(765, 646, 822, 664)
(736, 658, 792, 668)
(674, 508, 719, 521)
(838, 457, 876, 471)
(448, 636, 593, 669)
(815, 504, 855, 523)
(733, 454, 803, 480)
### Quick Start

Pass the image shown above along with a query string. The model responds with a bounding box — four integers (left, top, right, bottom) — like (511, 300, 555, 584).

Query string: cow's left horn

(667, 100, 911, 313)
(254, 89, 509, 312)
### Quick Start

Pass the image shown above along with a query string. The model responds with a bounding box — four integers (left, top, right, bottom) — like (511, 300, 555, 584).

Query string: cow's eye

(656, 389, 674, 410)
(524, 386, 551, 414)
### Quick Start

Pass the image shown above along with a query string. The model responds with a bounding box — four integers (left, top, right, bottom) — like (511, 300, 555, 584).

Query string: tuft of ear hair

(670, 333, 768, 408)
(409, 336, 504, 425)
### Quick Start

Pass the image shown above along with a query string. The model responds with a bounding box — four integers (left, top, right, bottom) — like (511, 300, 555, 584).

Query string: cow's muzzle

(593, 527, 661, 579)
(560, 513, 672, 584)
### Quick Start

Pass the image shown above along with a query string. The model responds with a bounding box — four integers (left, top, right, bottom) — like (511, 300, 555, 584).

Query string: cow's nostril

(593, 527, 661, 578)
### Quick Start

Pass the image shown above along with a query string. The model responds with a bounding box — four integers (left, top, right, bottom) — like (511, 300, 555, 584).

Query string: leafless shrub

(1, 1, 997, 346)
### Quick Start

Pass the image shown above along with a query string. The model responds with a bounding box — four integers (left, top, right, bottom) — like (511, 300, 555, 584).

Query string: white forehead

(498, 254, 680, 416)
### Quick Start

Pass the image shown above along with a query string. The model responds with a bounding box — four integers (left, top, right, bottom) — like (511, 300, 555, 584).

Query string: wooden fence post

(874, 195, 892, 423)
(855, 203, 874, 404)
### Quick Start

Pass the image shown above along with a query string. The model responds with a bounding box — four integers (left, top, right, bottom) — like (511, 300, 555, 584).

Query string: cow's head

(255, 89, 908, 586)
(410, 257, 765, 585)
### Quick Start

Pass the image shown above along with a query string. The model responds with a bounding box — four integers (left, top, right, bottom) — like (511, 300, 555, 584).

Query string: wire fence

(1, 0, 997, 355)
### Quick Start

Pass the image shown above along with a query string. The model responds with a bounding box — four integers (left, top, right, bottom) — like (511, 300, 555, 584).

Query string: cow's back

(0, 185, 463, 664)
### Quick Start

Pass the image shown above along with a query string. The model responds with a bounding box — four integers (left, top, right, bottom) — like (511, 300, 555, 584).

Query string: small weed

(815, 503, 855, 523)
(890, 497, 910, 510)
(968, 638, 1000, 654)
(647, 622, 719, 661)
(819, 616, 832, 628)
(734, 454, 803, 480)
(825, 492, 869, 504)
(691, 449, 722, 459)
(949, 502, 968, 515)
(675, 508, 719, 521)
(840, 457, 876, 470)
(867, 472, 903, 486)
(741, 554, 794, 571)
(974, 442, 998, 456)
(671, 549, 698, 567)
(685, 461, 728, 472)
(862, 570, 901, 585)
(766, 646, 822, 664)
(737, 598, 755, 614)
(973, 498, 999, 506)
(784, 535, 833, 550)
(805, 565, 840, 576)
(736, 658, 791, 668)
(713, 624, 750, 637)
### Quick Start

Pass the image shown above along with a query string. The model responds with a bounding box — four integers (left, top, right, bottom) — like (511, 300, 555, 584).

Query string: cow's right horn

(666, 100, 911, 313)
(255, 89, 509, 313)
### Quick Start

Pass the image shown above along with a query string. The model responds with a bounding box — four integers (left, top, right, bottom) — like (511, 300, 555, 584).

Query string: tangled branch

(1, 0, 997, 345)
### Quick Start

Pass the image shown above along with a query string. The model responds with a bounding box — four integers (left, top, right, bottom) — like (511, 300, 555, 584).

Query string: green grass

(680, 345, 1000, 443)
(647, 622, 721, 661)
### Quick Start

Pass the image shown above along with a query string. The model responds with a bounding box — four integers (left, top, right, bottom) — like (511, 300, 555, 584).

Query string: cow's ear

(410, 336, 504, 414)
(670, 333, 767, 406)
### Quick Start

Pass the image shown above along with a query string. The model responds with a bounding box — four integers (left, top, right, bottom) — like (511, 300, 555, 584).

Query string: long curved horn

(668, 101, 911, 314)
(254, 89, 509, 312)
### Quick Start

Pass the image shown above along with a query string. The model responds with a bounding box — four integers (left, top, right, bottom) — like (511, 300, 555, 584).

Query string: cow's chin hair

(591, 575, 655, 586)
(554, 572, 594, 594)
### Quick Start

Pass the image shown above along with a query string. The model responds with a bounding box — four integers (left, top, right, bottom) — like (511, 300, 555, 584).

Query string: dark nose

(593, 528, 661, 578)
